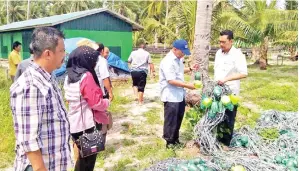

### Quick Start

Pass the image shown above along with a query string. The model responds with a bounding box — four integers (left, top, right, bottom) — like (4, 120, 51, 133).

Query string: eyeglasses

(219, 41, 228, 44)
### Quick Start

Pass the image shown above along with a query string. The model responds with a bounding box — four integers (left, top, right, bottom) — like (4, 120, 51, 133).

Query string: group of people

(9, 26, 247, 171)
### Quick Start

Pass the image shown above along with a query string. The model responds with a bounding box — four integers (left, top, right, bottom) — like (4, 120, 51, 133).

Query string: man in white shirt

(214, 30, 248, 146)
(128, 39, 155, 104)
(95, 43, 113, 101)
(159, 39, 196, 148)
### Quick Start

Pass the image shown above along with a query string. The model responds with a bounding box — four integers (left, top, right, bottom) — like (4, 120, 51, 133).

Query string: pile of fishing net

(144, 81, 298, 171)
(145, 110, 297, 171)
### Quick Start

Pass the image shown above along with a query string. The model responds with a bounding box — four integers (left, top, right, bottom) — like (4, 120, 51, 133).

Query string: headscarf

(66, 46, 100, 85)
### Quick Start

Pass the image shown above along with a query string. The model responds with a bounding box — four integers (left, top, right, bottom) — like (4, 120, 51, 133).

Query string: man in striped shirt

(10, 27, 72, 171)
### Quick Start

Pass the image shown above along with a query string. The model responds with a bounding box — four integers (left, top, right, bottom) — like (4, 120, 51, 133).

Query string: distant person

(10, 27, 72, 171)
(159, 39, 196, 148)
(95, 43, 114, 101)
(8, 41, 22, 81)
(128, 39, 155, 104)
(14, 44, 34, 81)
(103, 47, 110, 59)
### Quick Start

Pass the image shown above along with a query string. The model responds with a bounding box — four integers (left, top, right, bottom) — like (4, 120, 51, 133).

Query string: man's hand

(26, 150, 47, 171)
(185, 83, 196, 90)
(217, 79, 227, 85)
(191, 64, 199, 71)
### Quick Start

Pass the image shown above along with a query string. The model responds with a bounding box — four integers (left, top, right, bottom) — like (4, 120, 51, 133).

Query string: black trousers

(131, 71, 147, 92)
(217, 106, 238, 146)
(72, 124, 106, 171)
(163, 100, 186, 144)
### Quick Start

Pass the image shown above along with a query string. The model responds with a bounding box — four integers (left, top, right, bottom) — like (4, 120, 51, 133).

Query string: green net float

(195, 72, 201, 80)
(287, 159, 296, 168)
(197, 165, 206, 171)
(194, 80, 203, 89)
(231, 165, 246, 171)
(240, 136, 248, 145)
(188, 164, 199, 171)
(282, 159, 288, 165)
(221, 95, 231, 106)
(211, 101, 219, 113)
(229, 94, 240, 105)
(202, 98, 212, 108)
(280, 141, 287, 148)
(236, 140, 242, 147)
(287, 167, 297, 171)
(275, 155, 283, 164)
(213, 86, 222, 98)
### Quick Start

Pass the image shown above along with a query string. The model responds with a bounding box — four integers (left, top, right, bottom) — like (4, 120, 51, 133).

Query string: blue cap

(172, 39, 191, 55)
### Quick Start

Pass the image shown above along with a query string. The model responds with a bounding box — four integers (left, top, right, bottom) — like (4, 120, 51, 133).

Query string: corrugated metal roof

(0, 8, 143, 32)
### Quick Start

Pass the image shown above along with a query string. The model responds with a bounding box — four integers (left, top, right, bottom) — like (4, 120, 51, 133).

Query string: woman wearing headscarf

(64, 46, 110, 171)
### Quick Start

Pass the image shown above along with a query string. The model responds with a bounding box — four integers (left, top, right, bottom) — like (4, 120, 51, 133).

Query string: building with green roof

(0, 8, 143, 60)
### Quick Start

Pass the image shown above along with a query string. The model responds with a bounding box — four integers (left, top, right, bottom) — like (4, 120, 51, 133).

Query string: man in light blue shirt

(159, 39, 196, 148)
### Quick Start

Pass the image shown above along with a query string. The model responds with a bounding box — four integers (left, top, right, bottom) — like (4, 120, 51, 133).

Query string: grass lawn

(0, 58, 297, 169)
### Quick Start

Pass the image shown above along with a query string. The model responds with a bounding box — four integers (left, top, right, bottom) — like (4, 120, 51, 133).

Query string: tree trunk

(103, 0, 107, 8)
(186, 0, 213, 106)
(289, 46, 297, 61)
(6, 0, 9, 24)
(193, 0, 213, 90)
(154, 32, 158, 48)
(252, 46, 260, 64)
(27, 0, 30, 20)
(164, 0, 169, 49)
(259, 36, 269, 70)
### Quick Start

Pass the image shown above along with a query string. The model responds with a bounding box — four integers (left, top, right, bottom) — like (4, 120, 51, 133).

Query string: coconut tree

(140, 0, 166, 47)
(28, 1, 51, 19)
(7, 1, 26, 22)
(50, 0, 70, 15)
(70, 1, 89, 12)
(0, 1, 6, 25)
(107, 1, 140, 21)
(218, 0, 298, 69)
(168, 1, 197, 49)
(192, 0, 214, 89)
(273, 31, 298, 60)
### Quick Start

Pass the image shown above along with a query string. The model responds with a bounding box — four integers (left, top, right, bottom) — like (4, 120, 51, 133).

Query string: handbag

(76, 95, 105, 158)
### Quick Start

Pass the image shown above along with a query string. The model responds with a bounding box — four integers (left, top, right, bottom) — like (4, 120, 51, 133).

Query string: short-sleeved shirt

(128, 48, 152, 74)
(159, 50, 185, 102)
(214, 46, 248, 95)
(14, 56, 33, 81)
(10, 62, 72, 171)
(8, 50, 21, 76)
(95, 56, 110, 96)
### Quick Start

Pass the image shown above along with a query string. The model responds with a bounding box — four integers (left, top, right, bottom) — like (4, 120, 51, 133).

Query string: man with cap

(128, 39, 155, 105)
(159, 39, 196, 148)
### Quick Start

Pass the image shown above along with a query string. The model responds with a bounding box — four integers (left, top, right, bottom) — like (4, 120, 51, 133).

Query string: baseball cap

(172, 39, 191, 55)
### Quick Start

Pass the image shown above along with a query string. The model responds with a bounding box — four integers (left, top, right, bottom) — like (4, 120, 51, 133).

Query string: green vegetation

(0, 68, 14, 168)
(0, 57, 297, 169)
(241, 65, 298, 111)
(144, 108, 162, 125)
(113, 158, 133, 171)
(259, 128, 280, 141)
